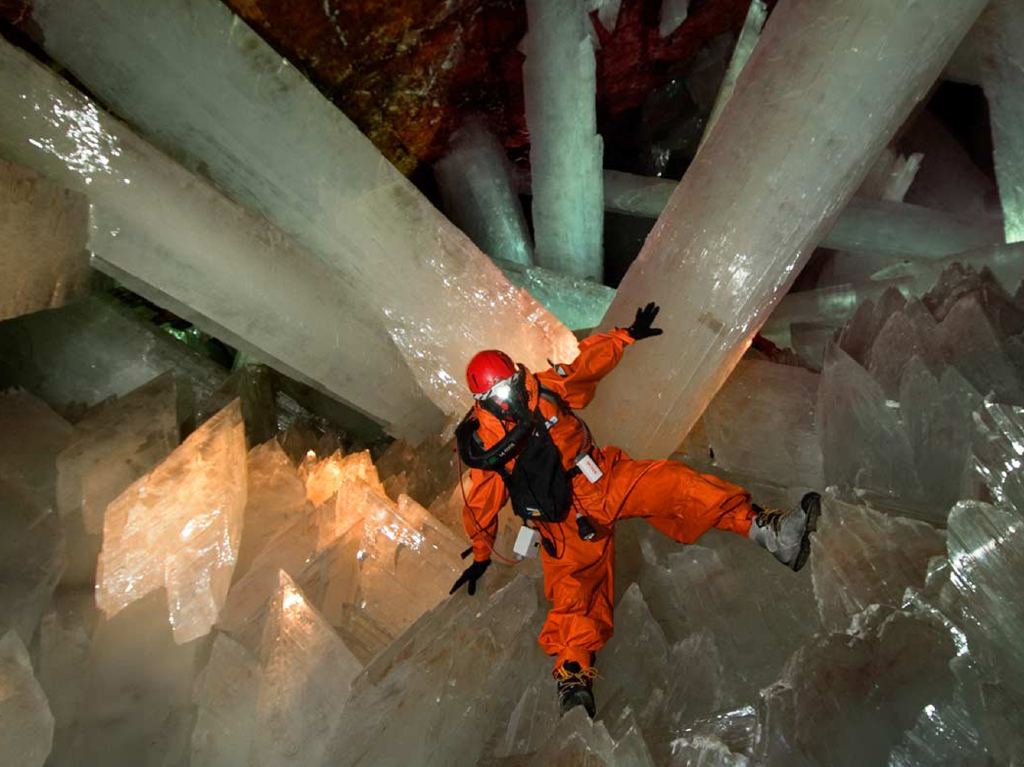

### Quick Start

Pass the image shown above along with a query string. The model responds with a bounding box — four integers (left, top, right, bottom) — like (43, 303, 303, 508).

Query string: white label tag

(575, 454, 604, 483)
(513, 526, 541, 559)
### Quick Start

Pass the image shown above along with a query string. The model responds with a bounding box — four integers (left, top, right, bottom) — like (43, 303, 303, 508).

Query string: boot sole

(792, 492, 822, 572)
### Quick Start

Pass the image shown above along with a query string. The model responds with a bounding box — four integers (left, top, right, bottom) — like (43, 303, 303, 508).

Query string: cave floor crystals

(2, 0, 1023, 764)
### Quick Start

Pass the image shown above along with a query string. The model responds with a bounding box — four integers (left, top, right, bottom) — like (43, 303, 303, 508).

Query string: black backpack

(455, 389, 574, 524)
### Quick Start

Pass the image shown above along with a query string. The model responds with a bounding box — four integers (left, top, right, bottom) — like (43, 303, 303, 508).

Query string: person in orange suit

(449, 303, 821, 718)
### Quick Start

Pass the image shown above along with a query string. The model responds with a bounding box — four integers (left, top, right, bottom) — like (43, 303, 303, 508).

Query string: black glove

(449, 559, 491, 596)
(626, 302, 663, 341)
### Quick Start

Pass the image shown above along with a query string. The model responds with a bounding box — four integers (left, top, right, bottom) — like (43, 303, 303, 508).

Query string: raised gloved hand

(449, 558, 491, 596)
(626, 302, 663, 341)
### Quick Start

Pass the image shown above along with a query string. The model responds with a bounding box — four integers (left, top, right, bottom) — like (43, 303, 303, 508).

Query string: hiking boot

(555, 661, 597, 718)
(748, 492, 821, 571)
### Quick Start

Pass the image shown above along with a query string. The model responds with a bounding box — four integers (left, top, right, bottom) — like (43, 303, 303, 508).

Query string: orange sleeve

(461, 467, 508, 562)
(537, 328, 635, 409)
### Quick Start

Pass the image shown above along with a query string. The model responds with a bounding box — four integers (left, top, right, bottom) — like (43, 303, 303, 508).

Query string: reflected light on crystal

(24, 92, 123, 180)
(282, 587, 305, 611)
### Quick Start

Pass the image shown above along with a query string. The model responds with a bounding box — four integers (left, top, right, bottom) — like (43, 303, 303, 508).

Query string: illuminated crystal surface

(824, 198, 1002, 260)
(972, 401, 1024, 510)
(216, 518, 318, 652)
(434, 119, 533, 267)
(235, 440, 309, 580)
(26, 0, 577, 418)
(250, 572, 361, 767)
(494, 679, 560, 760)
(56, 373, 179, 586)
(899, 359, 982, 511)
(97, 400, 247, 643)
(528, 706, 653, 766)
(0, 158, 89, 322)
(888, 680, 990, 767)
(0, 36, 442, 440)
(588, 0, 622, 32)
(303, 449, 385, 511)
(811, 494, 945, 632)
(585, 0, 989, 458)
(0, 630, 54, 767)
(301, 488, 464, 660)
(522, 0, 604, 280)
(858, 146, 923, 203)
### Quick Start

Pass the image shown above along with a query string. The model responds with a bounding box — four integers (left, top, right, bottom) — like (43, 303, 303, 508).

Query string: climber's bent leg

(602, 451, 757, 541)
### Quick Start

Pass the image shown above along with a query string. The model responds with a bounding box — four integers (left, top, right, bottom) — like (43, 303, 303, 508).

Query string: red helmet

(466, 350, 516, 394)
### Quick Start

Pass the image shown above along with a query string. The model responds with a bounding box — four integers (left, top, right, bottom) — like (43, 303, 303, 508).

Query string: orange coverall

(461, 329, 756, 672)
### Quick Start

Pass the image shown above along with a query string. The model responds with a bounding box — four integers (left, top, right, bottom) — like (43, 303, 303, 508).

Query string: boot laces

(754, 505, 788, 532)
(555, 664, 598, 687)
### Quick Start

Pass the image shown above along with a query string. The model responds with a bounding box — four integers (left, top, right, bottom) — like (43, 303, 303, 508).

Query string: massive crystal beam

(585, 0, 992, 457)
(97, 401, 247, 643)
(701, 0, 767, 143)
(603, 171, 1000, 259)
(948, 0, 1024, 244)
(0, 158, 89, 322)
(522, 0, 604, 280)
(434, 120, 534, 267)
(25, 0, 578, 417)
(0, 39, 442, 440)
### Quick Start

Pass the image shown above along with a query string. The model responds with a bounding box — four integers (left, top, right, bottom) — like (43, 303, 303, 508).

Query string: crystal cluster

(56, 373, 179, 586)
(818, 266, 1023, 517)
(194, 573, 362, 767)
(3, 0, 1024, 764)
(219, 443, 462, 662)
(97, 400, 248, 643)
